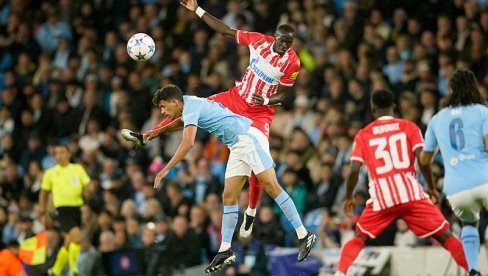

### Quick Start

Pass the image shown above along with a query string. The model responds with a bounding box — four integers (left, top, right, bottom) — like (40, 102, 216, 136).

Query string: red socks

(337, 237, 365, 274)
(442, 236, 469, 272)
(248, 173, 262, 209)
(150, 118, 174, 131)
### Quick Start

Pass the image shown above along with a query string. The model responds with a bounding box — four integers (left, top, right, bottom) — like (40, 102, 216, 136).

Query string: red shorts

(208, 87, 274, 139)
(356, 199, 449, 239)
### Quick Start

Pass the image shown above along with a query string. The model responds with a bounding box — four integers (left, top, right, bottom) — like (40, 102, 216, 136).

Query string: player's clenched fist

(343, 198, 355, 218)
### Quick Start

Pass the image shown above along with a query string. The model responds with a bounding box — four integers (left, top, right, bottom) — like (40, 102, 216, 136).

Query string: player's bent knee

(255, 169, 278, 186)
(356, 233, 370, 243)
(69, 226, 83, 244)
(433, 229, 451, 244)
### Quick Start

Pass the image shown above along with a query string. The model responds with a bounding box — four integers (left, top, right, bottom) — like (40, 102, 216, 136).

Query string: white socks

(219, 242, 231, 252)
(296, 226, 307, 239)
(246, 207, 256, 217)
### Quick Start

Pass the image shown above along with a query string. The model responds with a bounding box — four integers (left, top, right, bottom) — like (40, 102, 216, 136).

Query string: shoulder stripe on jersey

(412, 143, 424, 151)
(350, 156, 364, 163)
(236, 30, 241, 44)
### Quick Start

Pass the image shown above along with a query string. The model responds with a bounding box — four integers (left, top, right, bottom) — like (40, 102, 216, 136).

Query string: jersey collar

(377, 116, 394, 120)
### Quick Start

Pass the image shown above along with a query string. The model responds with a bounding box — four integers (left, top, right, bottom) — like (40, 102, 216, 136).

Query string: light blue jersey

(182, 96, 252, 146)
(424, 104, 488, 195)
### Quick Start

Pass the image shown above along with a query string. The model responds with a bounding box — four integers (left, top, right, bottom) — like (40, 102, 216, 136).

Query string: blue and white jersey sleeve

(423, 116, 438, 152)
(182, 99, 201, 127)
(482, 111, 488, 136)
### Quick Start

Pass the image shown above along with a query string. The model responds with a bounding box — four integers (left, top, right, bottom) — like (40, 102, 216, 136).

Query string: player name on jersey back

(372, 123, 400, 135)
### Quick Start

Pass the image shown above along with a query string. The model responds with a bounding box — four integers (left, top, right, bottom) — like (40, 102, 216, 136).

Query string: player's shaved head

(273, 24, 295, 55)
(276, 24, 295, 37)
(371, 89, 396, 118)
(371, 89, 394, 109)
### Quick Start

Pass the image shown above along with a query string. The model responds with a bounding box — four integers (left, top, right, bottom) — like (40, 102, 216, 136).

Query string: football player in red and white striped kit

(122, 0, 301, 240)
(334, 89, 469, 276)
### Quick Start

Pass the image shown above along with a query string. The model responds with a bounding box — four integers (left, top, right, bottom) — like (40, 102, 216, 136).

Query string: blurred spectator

(317, 209, 341, 249)
(35, 8, 72, 53)
(226, 235, 268, 276)
(167, 215, 202, 268)
(98, 230, 116, 253)
(161, 181, 192, 218)
(253, 205, 284, 246)
(394, 219, 418, 247)
(308, 163, 341, 210)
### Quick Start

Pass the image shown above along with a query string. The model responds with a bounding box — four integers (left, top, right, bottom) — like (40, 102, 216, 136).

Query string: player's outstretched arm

(343, 161, 361, 217)
(153, 125, 197, 188)
(418, 149, 440, 204)
(144, 117, 184, 143)
(180, 0, 237, 39)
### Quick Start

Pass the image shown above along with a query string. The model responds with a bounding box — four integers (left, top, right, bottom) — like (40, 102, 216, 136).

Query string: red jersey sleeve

(406, 122, 424, 152)
(280, 58, 301, 87)
(350, 131, 365, 164)
(236, 30, 264, 46)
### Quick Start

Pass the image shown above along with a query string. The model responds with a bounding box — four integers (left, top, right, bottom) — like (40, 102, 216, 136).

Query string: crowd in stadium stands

(1, 0, 488, 274)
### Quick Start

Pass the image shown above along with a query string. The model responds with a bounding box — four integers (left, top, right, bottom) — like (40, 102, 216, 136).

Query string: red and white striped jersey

(235, 30, 300, 105)
(350, 116, 428, 211)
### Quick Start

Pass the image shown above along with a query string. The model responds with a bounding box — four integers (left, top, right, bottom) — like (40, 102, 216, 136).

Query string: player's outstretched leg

(460, 223, 481, 275)
(205, 204, 238, 273)
(120, 129, 145, 148)
(335, 235, 367, 275)
(239, 172, 262, 238)
(120, 118, 174, 148)
(434, 230, 469, 273)
(205, 176, 246, 273)
(256, 169, 316, 261)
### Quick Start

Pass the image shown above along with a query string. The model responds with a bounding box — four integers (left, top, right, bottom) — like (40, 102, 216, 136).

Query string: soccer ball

(127, 33, 155, 61)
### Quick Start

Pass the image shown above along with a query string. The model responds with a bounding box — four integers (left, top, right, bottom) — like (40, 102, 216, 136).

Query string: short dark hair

(276, 24, 295, 35)
(152, 84, 183, 106)
(442, 69, 483, 107)
(371, 89, 395, 109)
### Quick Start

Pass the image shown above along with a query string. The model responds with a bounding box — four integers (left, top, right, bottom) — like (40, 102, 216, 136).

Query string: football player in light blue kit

(150, 85, 316, 273)
(421, 69, 487, 276)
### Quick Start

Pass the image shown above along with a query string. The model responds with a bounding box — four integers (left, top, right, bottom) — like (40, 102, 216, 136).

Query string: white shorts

(225, 127, 274, 179)
(447, 183, 488, 222)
